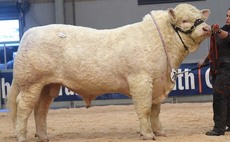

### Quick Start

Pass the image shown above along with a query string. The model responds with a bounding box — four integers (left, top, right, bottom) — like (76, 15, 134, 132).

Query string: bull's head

(167, 3, 211, 52)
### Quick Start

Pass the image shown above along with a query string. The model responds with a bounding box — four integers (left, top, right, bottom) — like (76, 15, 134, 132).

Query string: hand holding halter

(211, 24, 221, 34)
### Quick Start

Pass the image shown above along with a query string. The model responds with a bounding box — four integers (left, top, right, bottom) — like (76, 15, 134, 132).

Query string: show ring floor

(1, 100, 230, 142)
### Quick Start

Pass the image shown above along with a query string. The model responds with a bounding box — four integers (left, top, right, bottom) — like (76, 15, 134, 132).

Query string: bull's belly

(62, 77, 130, 96)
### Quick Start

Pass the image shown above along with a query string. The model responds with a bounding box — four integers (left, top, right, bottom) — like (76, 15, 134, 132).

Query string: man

(198, 8, 230, 136)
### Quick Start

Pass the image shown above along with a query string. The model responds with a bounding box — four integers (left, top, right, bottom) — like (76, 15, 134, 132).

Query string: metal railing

(0, 41, 19, 70)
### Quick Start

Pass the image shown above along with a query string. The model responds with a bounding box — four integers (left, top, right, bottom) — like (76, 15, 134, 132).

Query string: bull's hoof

(140, 133, 156, 140)
(35, 134, 49, 142)
(37, 138, 49, 142)
(36, 138, 49, 142)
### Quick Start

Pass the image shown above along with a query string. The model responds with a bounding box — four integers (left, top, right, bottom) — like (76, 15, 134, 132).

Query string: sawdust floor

(1, 102, 230, 142)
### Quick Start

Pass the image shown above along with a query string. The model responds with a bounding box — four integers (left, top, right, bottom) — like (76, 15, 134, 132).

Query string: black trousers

(213, 91, 230, 133)
(212, 71, 230, 133)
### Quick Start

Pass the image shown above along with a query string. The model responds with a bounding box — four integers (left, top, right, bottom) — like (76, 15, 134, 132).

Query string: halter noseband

(172, 19, 204, 50)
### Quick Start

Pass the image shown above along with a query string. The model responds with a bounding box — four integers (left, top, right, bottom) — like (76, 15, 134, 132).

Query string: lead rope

(198, 38, 210, 94)
(149, 13, 177, 82)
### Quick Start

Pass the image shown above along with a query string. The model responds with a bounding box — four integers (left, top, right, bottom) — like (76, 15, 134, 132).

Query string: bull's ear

(167, 8, 176, 23)
(201, 9, 210, 20)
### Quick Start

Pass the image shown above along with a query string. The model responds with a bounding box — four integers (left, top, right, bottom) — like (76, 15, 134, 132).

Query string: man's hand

(211, 24, 221, 33)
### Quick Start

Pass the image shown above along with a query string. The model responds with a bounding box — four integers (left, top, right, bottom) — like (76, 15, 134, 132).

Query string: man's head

(225, 8, 230, 26)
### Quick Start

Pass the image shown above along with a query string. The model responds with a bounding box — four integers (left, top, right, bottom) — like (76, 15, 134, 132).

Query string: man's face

(226, 10, 230, 25)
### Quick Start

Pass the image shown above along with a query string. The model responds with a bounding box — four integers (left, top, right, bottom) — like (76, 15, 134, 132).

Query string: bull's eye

(182, 20, 188, 23)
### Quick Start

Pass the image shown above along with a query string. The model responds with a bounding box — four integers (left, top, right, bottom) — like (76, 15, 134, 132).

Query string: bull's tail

(6, 78, 20, 126)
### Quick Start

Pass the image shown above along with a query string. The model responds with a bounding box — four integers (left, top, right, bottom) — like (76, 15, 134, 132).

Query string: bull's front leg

(127, 74, 155, 140)
(150, 103, 166, 136)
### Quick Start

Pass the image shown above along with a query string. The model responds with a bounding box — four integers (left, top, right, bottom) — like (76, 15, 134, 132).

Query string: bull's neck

(142, 12, 190, 70)
(163, 33, 190, 71)
(167, 45, 189, 70)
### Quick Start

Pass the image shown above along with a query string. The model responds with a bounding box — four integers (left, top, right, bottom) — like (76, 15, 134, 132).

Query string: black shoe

(205, 130, 224, 136)
(226, 127, 230, 132)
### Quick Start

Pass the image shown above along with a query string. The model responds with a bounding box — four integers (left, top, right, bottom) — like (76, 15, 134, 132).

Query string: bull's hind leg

(34, 84, 61, 142)
(16, 84, 43, 142)
(128, 74, 155, 140)
(150, 103, 166, 136)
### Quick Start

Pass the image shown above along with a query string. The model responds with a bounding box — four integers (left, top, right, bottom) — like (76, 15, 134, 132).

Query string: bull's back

(14, 25, 133, 92)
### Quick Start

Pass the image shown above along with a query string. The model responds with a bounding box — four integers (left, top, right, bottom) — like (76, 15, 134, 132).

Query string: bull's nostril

(203, 27, 211, 32)
(203, 28, 208, 31)
(203, 26, 211, 32)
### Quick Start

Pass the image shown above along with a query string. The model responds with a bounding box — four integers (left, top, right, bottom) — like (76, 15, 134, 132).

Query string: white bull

(7, 3, 211, 142)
